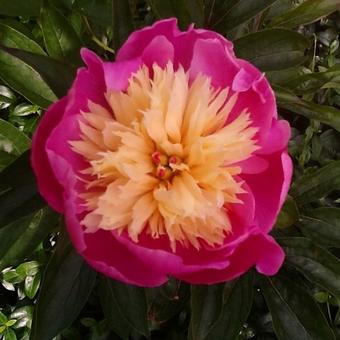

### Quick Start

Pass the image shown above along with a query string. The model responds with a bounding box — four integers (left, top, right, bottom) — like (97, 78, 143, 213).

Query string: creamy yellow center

(71, 63, 258, 250)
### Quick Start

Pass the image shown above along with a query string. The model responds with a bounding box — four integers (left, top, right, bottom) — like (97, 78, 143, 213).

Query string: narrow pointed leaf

(112, 0, 135, 51)
(148, 0, 204, 27)
(261, 275, 335, 340)
(0, 19, 45, 54)
(279, 237, 340, 301)
(283, 64, 340, 95)
(40, 5, 82, 63)
(275, 86, 340, 132)
(0, 0, 41, 16)
(0, 118, 30, 156)
(0, 151, 45, 228)
(0, 47, 76, 102)
(234, 29, 310, 71)
(0, 208, 59, 271)
(30, 232, 97, 340)
(73, 0, 112, 27)
(298, 208, 340, 248)
(205, 272, 254, 340)
(269, 0, 340, 28)
(0, 47, 56, 108)
(190, 283, 225, 340)
(147, 280, 190, 323)
(212, 0, 278, 33)
(99, 277, 150, 338)
(290, 161, 340, 205)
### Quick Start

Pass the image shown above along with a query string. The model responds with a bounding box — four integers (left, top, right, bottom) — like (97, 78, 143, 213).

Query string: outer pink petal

(229, 60, 276, 146)
(46, 114, 86, 193)
(117, 18, 235, 69)
(189, 38, 239, 88)
(65, 48, 108, 119)
(242, 151, 293, 233)
(31, 98, 68, 213)
(117, 19, 180, 61)
(82, 231, 178, 287)
(175, 232, 284, 284)
(258, 119, 291, 155)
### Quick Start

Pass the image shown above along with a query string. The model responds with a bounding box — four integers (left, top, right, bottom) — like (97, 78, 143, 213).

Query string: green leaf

(190, 283, 225, 340)
(0, 312, 7, 324)
(3, 328, 16, 340)
(0, 47, 76, 105)
(10, 103, 40, 117)
(16, 261, 40, 277)
(269, 0, 340, 28)
(261, 275, 335, 340)
(298, 208, 340, 248)
(24, 272, 41, 299)
(2, 269, 23, 284)
(279, 64, 340, 95)
(212, 0, 278, 33)
(0, 85, 16, 110)
(234, 29, 310, 71)
(112, 0, 135, 52)
(279, 237, 340, 301)
(10, 306, 33, 329)
(99, 277, 150, 339)
(0, 151, 45, 229)
(275, 86, 340, 132)
(0, 47, 56, 108)
(30, 231, 97, 340)
(148, 0, 204, 27)
(275, 196, 299, 229)
(73, 0, 112, 27)
(0, 151, 16, 172)
(5, 320, 16, 328)
(0, 19, 45, 55)
(147, 279, 190, 323)
(205, 272, 254, 340)
(0, 118, 30, 156)
(40, 4, 82, 63)
(290, 161, 340, 205)
(0, 0, 41, 17)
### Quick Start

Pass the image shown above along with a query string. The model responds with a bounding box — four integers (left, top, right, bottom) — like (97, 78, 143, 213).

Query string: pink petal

(103, 58, 142, 91)
(228, 60, 276, 146)
(46, 114, 86, 188)
(82, 230, 179, 286)
(117, 18, 236, 70)
(142, 35, 174, 68)
(189, 38, 239, 88)
(238, 155, 269, 174)
(175, 232, 284, 284)
(31, 98, 68, 213)
(242, 151, 292, 233)
(258, 119, 291, 155)
(66, 49, 108, 118)
(117, 18, 180, 62)
(232, 67, 258, 92)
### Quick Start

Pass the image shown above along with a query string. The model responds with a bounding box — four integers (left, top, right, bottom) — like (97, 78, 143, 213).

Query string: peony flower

(31, 19, 292, 286)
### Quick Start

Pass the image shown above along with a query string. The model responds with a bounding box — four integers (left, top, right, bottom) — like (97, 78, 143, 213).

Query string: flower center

(70, 63, 259, 251)
(151, 151, 187, 180)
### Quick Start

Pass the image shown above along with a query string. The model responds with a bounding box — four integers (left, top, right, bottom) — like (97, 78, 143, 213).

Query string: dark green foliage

(0, 1, 340, 340)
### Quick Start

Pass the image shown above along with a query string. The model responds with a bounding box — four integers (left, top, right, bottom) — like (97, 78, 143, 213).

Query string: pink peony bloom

(31, 19, 292, 286)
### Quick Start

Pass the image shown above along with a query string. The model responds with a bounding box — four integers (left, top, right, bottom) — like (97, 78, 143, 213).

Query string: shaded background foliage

(0, 0, 340, 339)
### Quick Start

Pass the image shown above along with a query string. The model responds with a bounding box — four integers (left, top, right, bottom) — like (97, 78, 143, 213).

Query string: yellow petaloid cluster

(71, 63, 258, 250)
